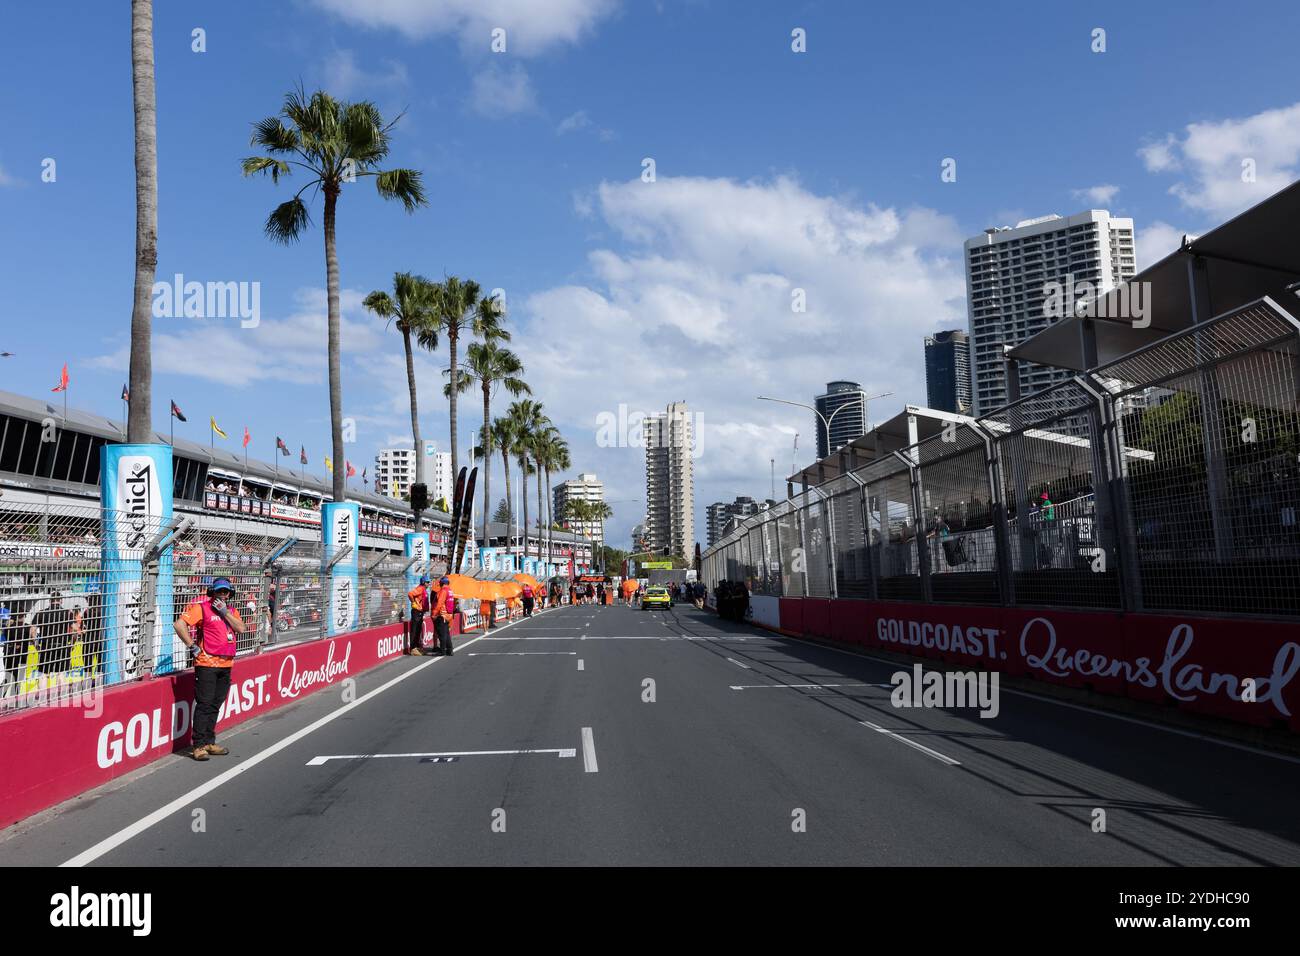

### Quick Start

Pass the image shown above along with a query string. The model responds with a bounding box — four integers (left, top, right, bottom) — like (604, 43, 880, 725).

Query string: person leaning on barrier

(174, 577, 245, 761)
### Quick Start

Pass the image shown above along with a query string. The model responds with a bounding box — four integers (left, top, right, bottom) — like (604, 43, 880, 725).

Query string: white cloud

(308, 0, 619, 56)
(1140, 102, 1300, 219)
(1135, 221, 1191, 271)
(0, 163, 17, 187)
(88, 288, 384, 388)
(1071, 184, 1119, 206)
(469, 63, 538, 117)
(557, 110, 591, 134)
(509, 174, 966, 547)
(320, 49, 409, 97)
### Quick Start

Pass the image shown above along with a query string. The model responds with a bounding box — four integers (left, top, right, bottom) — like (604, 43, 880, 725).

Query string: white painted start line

(467, 651, 578, 656)
(860, 720, 963, 766)
(577, 659, 584, 671)
(726, 658, 751, 669)
(307, 748, 577, 765)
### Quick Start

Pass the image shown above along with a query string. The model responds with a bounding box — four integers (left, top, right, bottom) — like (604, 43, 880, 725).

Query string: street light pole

(758, 390, 894, 467)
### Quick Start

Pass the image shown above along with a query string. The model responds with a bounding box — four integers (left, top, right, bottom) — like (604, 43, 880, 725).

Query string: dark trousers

(407, 610, 425, 651)
(434, 615, 452, 654)
(523, 597, 534, 617)
(193, 665, 232, 748)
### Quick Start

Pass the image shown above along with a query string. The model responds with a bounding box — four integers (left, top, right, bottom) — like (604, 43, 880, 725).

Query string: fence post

(1085, 375, 1144, 612)
(862, 481, 880, 600)
(894, 450, 932, 602)
(971, 421, 1013, 606)
(796, 503, 810, 597)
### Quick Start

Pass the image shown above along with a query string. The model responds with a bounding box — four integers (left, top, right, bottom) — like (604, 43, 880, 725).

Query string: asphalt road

(4, 601, 1300, 866)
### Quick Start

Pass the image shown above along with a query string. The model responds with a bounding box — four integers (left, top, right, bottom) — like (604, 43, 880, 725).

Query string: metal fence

(0, 501, 413, 713)
(704, 295, 1300, 620)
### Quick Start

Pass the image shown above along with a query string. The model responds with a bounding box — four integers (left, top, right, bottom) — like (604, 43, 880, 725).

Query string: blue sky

(2, 0, 1298, 548)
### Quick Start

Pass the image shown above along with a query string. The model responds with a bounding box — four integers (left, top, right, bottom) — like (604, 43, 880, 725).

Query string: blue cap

(439, 576, 450, 585)
(208, 577, 234, 593)
(420, 575, 430, 584)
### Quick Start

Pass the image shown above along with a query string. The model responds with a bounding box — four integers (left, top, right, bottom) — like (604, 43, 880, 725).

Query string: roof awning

(1011, 178, 1300, 371)
(787, 405, 973, 486)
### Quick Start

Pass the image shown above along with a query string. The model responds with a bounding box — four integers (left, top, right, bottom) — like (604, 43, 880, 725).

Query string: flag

(243, 426, 251, 449)
(325, 457, 332, 473)
(346, 461, 356, 478)
(362, 467, 368, 485)
(170, 401, 187, 422)
(51, 364, 69, 393)
(300, 445, 308, 465)
(210, 417, 227, 439)
(276, 437, 290, 456)
(121, 384, 129, 402)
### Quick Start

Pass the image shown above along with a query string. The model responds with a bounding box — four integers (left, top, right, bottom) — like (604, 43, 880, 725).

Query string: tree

(128, 0, 158, 443)
(363, 272, 437, 527)
(492, 497, 510, 523)
(429, 279, 508, 485)
(508, 400, 546, 558)
(243, 87, 426, 501)
(448, 340, 529, 548)
(491, 415, 518, 546)
(536, 426, 569, 572)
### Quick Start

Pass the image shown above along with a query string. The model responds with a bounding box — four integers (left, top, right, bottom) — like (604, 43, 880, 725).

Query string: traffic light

(410, 482, 428, 512)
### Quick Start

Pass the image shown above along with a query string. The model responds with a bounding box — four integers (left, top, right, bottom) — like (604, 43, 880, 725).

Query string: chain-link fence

(705, 295, 1300, 621)
(0, 501, 411, 713)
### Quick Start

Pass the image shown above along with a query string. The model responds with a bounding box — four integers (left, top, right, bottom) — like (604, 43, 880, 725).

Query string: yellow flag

(210, 417, 228, 439)
(325, 456, 333, 473)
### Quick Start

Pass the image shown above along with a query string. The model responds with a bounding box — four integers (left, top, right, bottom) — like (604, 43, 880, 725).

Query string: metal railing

(704, 295, 1300, 620)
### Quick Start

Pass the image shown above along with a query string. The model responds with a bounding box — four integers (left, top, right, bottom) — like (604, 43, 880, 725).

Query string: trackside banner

(775, 597, 1300, 732)
(100, 443, 174, 683)
(323, 502, 359, 635)
(404, 531, 430, 592)
(0, 622, 408, 828)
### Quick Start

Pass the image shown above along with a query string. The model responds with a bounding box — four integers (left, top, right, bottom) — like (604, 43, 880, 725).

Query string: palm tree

(430, 279, 509, 483)
(128, 0, 157, 443)
(588, 501, 613, 571)
(540, 429, 570, 572)
(243, 87, 426, 501)
(508, 400, 546, 559)
(363, 272, 437, 527)
(491, 415, 517, 546)
(446, 340, 529, 546)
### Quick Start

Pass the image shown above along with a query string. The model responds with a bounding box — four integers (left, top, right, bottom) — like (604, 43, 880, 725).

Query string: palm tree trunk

(323, 187, 344, 503)
(545, 466, 553, 576)
(127, 0, 157, 444)
(536, 459, 543, 566)
(519, 459, 529, 565)
(448, 331, 459, 481)
(500, 447, 512, 559)
(482, 384, 491, 549)
(404, 326, 423, 530)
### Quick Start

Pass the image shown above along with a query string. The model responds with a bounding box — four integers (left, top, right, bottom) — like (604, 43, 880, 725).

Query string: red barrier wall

(0, 622, 408, 827)
(773, 597, 1300, 733)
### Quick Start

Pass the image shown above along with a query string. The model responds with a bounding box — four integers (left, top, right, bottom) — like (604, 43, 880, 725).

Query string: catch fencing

(0, 501, 414, 713)
(705, 295, 1300, 620)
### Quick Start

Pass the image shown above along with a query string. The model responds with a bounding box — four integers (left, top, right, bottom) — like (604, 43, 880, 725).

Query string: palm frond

(250, 116, 300, 154)
(373, 168, 428, 211)
(264, 197, 311, 244)
(241, 156, 292, 183)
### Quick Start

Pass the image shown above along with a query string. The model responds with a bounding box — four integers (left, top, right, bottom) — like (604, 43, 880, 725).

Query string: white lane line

(581, 727, 598, 773)
(728, 683, 885, 691)
(577, 659, 584, 671)
(60, 628, 494, 868)
(467, 651, 578, 656)
(308, 748, 576, 765)
(859, 720, 962, 766)
(725, 658, 752, 670)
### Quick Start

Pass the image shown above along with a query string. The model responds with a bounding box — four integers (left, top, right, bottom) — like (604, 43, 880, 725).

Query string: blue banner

(100, 443, 174, 683)
(404, 531, 430, 592)
(323, 502, 359, 635)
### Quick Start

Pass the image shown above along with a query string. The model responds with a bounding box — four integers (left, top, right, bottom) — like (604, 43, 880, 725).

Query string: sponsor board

(322, 502, 359, 635)
(0, 622, 408, 827)
(0, 541, 100, 562)
(100, 444, 174, 683)
(781, 597, 1300, 731)
(747, 594, 780, 629)
(404, 532, 430, 591)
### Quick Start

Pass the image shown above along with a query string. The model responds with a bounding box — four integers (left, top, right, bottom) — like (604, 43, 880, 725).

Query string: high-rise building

(643, 401, 695, 559)
(374, 442, 452, 507)
(554, 472, 606, 546)
(924, 330, 972, 413)
(965, 210, 1136, 416)
(813, 381, 869, 458)
(706, 496, 763, 546)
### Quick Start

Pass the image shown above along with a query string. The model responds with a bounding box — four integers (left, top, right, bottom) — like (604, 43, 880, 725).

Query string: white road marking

(728, 683, 885, 690)
(59, 628, 495, 868)
(578, 659, 584, 671)
(581, 727, 598, 773)
(307, 748, 577, 765)
(467, 651, 577, 656)
(725, 658, 752, 670)
(859, 720, 962, 766)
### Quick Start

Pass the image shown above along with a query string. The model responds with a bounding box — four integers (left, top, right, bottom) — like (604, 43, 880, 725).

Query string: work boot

(190, 746, 210, 761)
(409, 648, 423, 656)
(205, 744, 230, 756)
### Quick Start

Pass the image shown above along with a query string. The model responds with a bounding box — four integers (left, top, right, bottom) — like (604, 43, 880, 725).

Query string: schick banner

(404, 531, 430, 592)
(100, 443, 174, 684)
(323, 502, 359, 635)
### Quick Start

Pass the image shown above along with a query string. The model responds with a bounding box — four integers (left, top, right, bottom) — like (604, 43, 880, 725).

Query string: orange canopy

(447, 574, 489, 600)
(513, 573, 541, 590)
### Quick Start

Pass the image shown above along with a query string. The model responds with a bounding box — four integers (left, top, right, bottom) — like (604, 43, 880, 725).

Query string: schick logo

(334, 511, 351, 548)
(120, 462, 154, 550)
(334, 577, 353, 629)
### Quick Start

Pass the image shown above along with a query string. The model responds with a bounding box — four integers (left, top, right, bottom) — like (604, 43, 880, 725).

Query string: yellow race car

(641, 586, 672, 610)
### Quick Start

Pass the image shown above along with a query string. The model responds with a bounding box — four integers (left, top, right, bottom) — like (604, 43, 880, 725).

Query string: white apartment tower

(965, 209, 1136, 416)
(554, 472, 606, 546)
(643, 401, 695, 559)
(375, 443, 453, 508)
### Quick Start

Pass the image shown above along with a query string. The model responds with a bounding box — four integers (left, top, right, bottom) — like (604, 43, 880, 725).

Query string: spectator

(29, 593, 80, 680)
(174, 577, 245, 761)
